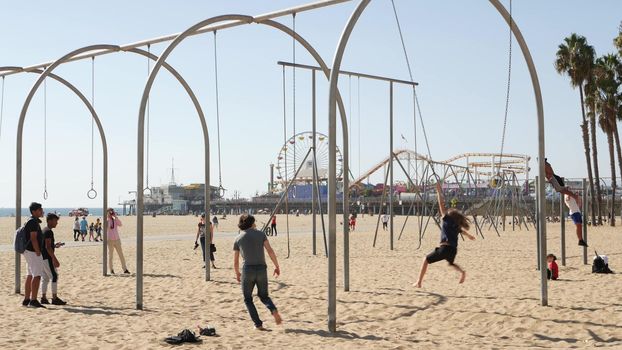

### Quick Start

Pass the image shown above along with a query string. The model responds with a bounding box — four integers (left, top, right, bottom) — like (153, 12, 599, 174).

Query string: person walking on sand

(381, 213, 389, 231)
(21, 202, 46, 308)
(88, 222, 95, 242)
(233, 214, 282, 330)
(270, 215, 278, 236)
(79, 216, 88, 242)
(40, 213, 67, 305)
(564, 194, 588, 247)
(107, 209, 129, 275)
(415, 182, 476, 288)
(72, 217, 81, 241)
(94, 218, 102, 242)
(194, 213, 217, 269)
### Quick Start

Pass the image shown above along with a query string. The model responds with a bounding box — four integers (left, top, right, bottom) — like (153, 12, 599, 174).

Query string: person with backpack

(564, 194, 588, 247)
(233, 214, 282, 330)
(20, 202, 46, 308)
(40, 213, 67, 305)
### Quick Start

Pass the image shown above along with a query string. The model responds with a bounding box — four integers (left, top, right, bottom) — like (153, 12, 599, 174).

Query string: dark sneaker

(124, 270, 131, 274)
(40, 297, 49, 305)
(578, 239, 588, 247)
(110, 270, 115, 274)
(22, 299, 30, 307)
(51, 297, 67, 305)
(28, 300, 46, 308)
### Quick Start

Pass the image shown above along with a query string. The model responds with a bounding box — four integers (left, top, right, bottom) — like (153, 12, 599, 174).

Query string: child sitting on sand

(547, 254, 559, 280)
(415, 182, 476, 288)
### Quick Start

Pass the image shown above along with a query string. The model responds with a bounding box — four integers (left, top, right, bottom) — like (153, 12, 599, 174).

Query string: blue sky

(0, 0, 621, 208)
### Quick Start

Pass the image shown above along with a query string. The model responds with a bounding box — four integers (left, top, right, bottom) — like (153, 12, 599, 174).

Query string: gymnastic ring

(87, 188, 98, 199)
(490, 174, 504, 189)
(143, 187, 152, 197)
(43, 190, 49, 200)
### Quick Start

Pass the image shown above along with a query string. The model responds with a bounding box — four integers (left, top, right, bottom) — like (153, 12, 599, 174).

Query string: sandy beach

(1, 214, 621, 349)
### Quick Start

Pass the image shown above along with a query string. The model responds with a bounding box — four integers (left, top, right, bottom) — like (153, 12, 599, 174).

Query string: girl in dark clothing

(415, 182, 476, 288)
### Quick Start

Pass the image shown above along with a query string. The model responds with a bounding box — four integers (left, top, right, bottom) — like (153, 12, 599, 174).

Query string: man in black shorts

(415, 183, 476, 288)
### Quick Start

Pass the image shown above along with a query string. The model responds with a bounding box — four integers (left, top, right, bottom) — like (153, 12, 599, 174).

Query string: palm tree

(555, 34, 597, 224)
(594, 54, 621, 226)
(585, 77, 604, 225)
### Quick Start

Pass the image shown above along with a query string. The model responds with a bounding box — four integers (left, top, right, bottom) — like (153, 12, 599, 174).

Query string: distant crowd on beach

(72, 216, 103, 242)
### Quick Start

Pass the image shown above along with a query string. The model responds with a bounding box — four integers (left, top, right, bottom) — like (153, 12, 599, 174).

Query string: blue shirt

(80, 219, 88, 231)
(440, 215, 460, 248)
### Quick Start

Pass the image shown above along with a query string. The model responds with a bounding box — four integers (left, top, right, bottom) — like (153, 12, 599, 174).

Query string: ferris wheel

(275, 131, 343, 184)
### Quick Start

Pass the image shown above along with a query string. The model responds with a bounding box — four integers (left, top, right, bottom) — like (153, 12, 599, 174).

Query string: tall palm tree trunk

(613, 124, 622, 226)
(589, 108, 604, 225)
(579, 85, 597, 224)
(606, 130, 617, 226)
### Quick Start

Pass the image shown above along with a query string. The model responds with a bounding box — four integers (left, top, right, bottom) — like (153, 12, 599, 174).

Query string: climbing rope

(88, 57, 97, 199)
(213, 31, 225, 196)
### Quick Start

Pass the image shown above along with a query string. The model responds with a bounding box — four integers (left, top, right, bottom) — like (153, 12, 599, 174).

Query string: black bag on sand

(164, 329, 201, 345)
(592, 251, 614, 274)
(199, 325, 217, 336)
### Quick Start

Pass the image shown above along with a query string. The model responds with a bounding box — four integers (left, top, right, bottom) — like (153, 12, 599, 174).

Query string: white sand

(1, 214, 621, 349)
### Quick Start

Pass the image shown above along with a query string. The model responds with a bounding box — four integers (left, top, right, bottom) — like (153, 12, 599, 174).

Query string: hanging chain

(498, 0, 513, 171)
(91, 57, 95, 189)
(146, 44, 151, 189)
(43, 75, 48, 199)
(292, 12, 297, 177)
(0, 77, 4, 144)
(213, 31, 223, 191)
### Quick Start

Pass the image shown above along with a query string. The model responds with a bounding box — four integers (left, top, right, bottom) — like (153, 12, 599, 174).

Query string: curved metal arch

(257, 19, 352, 291)
(136, 14, 255, 309)
(326, 0, 548, 332)
(11, 44, 117, 295)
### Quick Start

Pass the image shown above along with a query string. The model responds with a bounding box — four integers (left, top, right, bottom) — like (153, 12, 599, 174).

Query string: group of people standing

(19, 204, 130, 308)
(72, 216, 102, 242)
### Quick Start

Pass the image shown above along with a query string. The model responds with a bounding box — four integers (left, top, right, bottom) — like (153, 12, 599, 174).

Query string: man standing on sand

(233, 214, 282, 330)
(381, 213, 389, 231)
(270, 215, 278, 237)
(22, 202, 46, 308)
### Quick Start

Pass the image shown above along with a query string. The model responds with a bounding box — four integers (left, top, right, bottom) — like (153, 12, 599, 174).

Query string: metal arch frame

(327, 0, 548, 332)
(11, 44, 212, 293)
(134, 14, 356, 309)
(258, 18, 352, 292)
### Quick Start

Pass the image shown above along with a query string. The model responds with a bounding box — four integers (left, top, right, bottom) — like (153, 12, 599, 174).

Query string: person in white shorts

(564, 194, 588, 247)
(22, 202, 46, 308)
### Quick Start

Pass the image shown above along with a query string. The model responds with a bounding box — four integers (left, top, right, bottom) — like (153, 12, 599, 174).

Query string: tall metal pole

(560, 192, 566, 266)
(327, 0, 371, 332)
(535, 176, 541, 271)
(582, 178, 588, 265)
(312, 70, 317, 256)
(389, 81, 394, 250)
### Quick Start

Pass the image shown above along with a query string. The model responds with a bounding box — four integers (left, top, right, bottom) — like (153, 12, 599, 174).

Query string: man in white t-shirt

(381, 214, 389, 231)
(564, 194, 588, 247)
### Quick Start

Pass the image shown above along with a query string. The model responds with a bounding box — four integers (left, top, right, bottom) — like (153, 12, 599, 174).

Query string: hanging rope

(145, 44, 152, 196)
(498, 0, 513, 169)
(390, 0, 438, 187)
(348, 74, 352, 169)
(88, 57, 97, 199)
(0, 77, 5, 144)
(213, 31, 224, 196)
(43, 75, 48, 200)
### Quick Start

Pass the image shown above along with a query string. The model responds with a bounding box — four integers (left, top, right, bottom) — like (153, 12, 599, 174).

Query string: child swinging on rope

(415, 182, 476, 288)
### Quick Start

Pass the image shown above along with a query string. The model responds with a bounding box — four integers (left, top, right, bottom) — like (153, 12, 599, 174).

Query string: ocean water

(0, 208, 120, 217)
